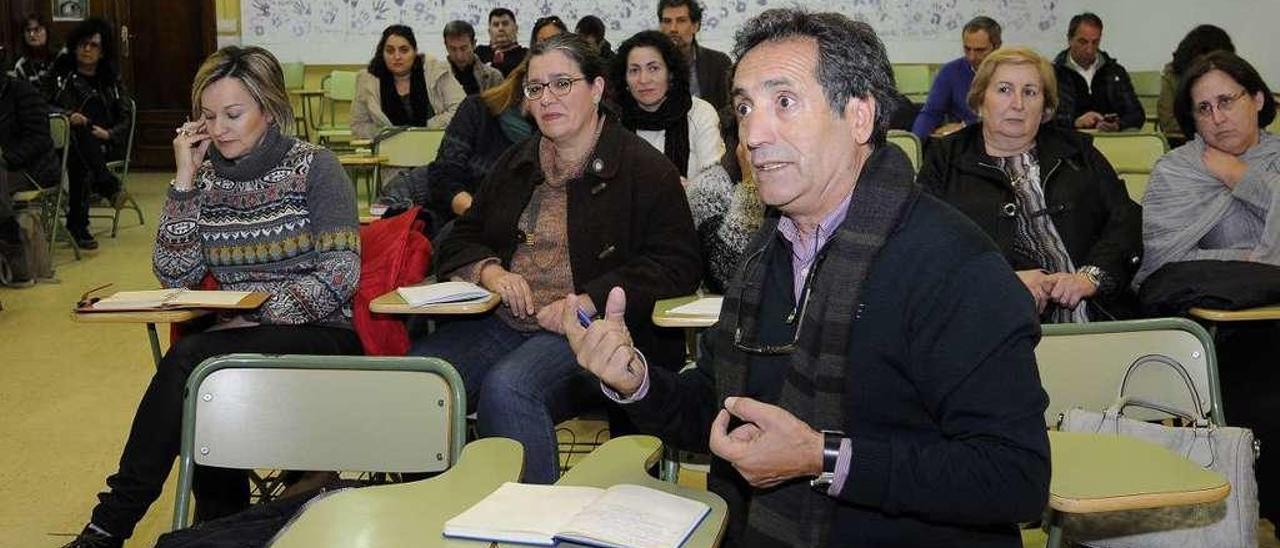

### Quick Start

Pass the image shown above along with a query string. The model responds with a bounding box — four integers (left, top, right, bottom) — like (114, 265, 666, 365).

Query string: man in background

(910, 16, 1001, 139)
(658, 0, 732, 112)
(575, 15, 614, 61)
(0, 72, 58, 285)
(1053, 12, 1145, 131)
(476, 8, 526, 77)
(444, 20, 503, 95)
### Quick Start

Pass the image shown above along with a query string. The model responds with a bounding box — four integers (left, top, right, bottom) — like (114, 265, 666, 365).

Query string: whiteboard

(240, 0, 1280, 87)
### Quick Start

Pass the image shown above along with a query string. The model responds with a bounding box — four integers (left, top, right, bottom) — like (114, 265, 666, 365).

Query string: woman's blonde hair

(966, 46, 1058, 119)
(190, 46, 294, 134)
(480, 57, 529, 116)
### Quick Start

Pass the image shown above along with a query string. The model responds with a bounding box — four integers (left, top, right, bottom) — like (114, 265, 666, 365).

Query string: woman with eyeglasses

(408, 34, 701, 484)
(350, 24, 465, 140)
(611, 30, 724, 188)
(1156, 25, 1235, 146)
(13, 13, 57, 94)
(50, 17, 133, 250)
(530, 16, 567, 46)
(917, 47, 1141, 323)
(1134, 50, 1280, 287)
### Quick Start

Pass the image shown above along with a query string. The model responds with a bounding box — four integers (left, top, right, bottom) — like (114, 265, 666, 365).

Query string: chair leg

(110, 207, 121, 238)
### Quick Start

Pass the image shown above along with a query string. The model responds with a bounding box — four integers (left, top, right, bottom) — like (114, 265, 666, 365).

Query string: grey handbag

(1058, 354, 1259, 548)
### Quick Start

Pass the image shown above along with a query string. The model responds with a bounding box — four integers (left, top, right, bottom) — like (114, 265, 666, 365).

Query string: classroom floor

(0, 171, 1275, 547)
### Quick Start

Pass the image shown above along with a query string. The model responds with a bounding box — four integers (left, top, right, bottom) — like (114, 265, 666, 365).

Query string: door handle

(120, 24, 130, 58)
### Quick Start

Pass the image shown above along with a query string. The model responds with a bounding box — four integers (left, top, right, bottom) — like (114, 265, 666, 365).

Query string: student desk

(337, 153, 389, 208)
(72, 309, 209, 367)
(289, 88, 324, 142)
(269, 437, 525, 548)
(1188, 304, 1280, 337)
(369, 290, 501, 315)
(1044, 430, 1231, 547)
(269, 435, 726, 548)
(651, 294, 722, 329)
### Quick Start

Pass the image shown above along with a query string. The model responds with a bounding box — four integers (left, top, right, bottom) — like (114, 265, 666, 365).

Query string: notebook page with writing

(557, 484, 710, 548)
(442, 482, 603, 545)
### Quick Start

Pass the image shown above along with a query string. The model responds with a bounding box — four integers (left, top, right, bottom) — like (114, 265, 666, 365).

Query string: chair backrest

(375, 128, 446, 168)
(886, 129, 921, 173)
(1119, 172, 1150, 203)
(1129, 70, 1163, 97)
(893, 63, 932, 102)
(110, 97, 137, 180)
(282, 62, 306, 91)
(1090, 132, 1168, 174)
(1035, 318, 1224, 429)
(322, 70, 358, 102)
(172, 353, 466, 529)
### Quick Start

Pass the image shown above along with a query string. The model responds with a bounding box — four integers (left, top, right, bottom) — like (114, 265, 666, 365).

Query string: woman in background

(50, 17, 132, 250)
(530, 16, 567, 46)
(610, 30, 723, 185)
(60, 46, 361, 548)
(918, 47, 1141, 323)
(13, 13, 57, 94)
(351, 24, 465, 139)
(394, 60, 533, 232)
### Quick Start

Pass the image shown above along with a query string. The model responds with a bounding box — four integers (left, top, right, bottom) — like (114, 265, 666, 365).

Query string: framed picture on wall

(53, 0, 88, 21)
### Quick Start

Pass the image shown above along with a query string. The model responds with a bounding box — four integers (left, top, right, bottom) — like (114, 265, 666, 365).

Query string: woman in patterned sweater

(62, 47, 362, 548)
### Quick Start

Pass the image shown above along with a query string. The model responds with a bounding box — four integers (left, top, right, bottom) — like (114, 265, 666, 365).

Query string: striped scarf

(714, 144, 917, 546)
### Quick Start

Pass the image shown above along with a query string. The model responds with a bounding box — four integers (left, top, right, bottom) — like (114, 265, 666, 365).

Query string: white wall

(242, 0, 1280, 86)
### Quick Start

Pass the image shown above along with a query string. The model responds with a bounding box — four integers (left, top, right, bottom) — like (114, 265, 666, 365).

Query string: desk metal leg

(146, 322, 163, 368)
(1045, 509, 1064, 548)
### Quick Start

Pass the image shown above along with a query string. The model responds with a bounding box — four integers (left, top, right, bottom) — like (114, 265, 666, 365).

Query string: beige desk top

(1188, 305, 1280, 322)
(289, 89, 324, 96)
(1048, 430, 1230, 514)
(270, 437, 524, 548)
(72, 309, 209, 324)
(370, 289, 501, 315)
(652, 294, 722, 328)
(337, 154, 388, 166)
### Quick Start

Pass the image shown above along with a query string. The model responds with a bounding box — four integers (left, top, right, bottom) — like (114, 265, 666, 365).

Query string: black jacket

(437, 116, 703, 367)
(1052, 50, 1145, 130)
(0, 75, 58, 186)
(51, 66, 132, 152)
(624, 145, 1051, 547)
(917, 123, 1142, 316)
(404, 95, 521, 225)
(692, 42, 733, 113)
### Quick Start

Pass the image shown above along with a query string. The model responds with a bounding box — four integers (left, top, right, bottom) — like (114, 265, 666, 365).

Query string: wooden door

(109, 0, 217, 169)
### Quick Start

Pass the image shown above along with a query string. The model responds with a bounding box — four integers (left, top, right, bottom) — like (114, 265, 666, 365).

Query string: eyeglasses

(523, 76, 586, 100)
(1194, 89, 1249, 119)
(731, 240, 830, 355)
(78, 40, 103, 51)
(24, 27, 44, 34)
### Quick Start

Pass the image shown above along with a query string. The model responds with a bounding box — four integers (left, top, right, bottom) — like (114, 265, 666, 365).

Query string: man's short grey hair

(732, 8, 896, 143)
(963, 16, 1002, 47)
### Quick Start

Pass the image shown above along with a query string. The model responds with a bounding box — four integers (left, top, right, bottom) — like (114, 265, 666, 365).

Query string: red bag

(354, 207, 432, 355)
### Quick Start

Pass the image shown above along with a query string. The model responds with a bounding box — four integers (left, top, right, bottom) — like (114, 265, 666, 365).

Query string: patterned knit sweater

(153, 126, 361, 328)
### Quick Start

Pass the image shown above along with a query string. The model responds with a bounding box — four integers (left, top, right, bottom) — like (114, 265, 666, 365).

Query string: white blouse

(635, 95, 725, 180)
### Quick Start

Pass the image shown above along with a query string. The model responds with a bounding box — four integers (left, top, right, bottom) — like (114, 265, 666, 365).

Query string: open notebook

(83, 289, 264, 312)
(396, 281, 491, 307)
(444, 482, 710, 548)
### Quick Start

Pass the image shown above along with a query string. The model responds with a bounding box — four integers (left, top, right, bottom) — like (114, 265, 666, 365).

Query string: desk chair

(12, 112, 77, 260)
(886, 130, 922, 173)
(893, 63, 932, 104)
(1035, 318, 1228, 547)
(171, 353, 466, 530)
(89, 97, 143, 237)
(315, 70, 357, 149)
(370, 127, 445, 197)
(281, 62, 309, 140)
(1090, 132, 1169, 202)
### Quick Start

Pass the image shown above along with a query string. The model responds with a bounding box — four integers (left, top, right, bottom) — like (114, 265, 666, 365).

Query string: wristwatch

(809, 430, 845, 492)
(1077, 265, 1104, 289)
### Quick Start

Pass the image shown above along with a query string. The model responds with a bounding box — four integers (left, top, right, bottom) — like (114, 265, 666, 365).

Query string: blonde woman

(62, 46, 362, 548)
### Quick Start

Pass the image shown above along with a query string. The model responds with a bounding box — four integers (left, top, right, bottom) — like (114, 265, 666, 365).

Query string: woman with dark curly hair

(1157, 24, 1235, 141)
(50, 17, 132, 250)
(611, 30, 723, 184)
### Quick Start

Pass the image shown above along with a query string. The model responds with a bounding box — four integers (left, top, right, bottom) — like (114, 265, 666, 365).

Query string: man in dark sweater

(475, 8, 526, 77)
(443, 20, 503, 96)
(1052, 12, 1145, 131)
(564, 8, 1050, 547)
(658, 0, 733, 112)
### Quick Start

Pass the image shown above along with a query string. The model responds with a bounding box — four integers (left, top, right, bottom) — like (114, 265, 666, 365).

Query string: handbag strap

(1117, 353, 1209, 422)
(1106, 396, 1209, 428)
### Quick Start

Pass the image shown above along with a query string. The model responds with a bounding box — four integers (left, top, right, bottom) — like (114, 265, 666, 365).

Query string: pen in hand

(576, 306, 636, 376)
